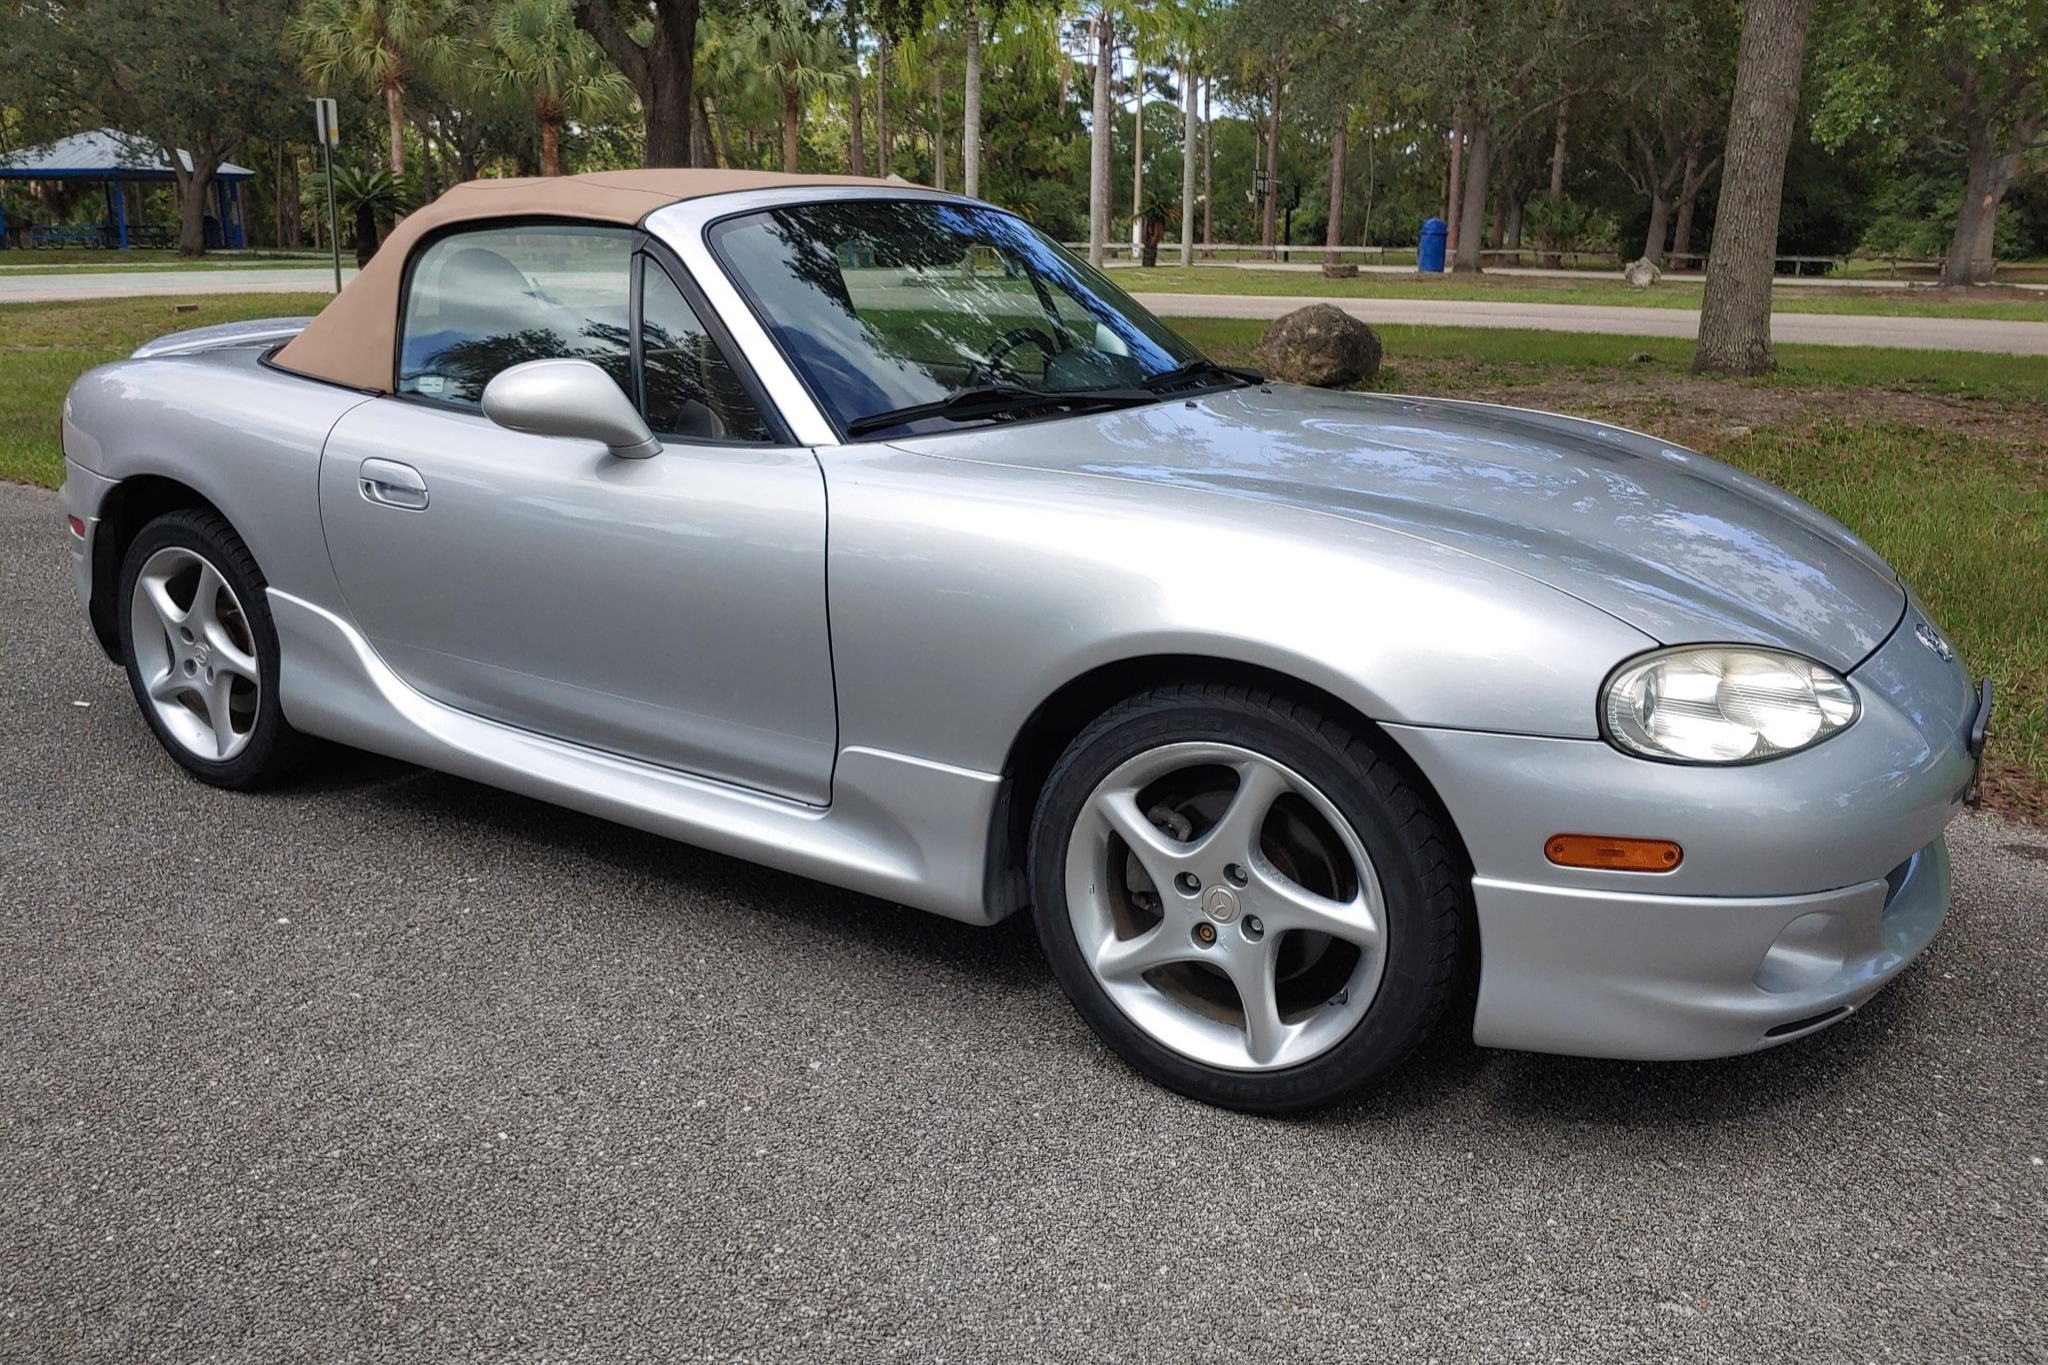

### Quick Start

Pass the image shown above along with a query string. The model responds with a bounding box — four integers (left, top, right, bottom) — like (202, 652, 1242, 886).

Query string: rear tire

(1028, 682, 1467, 1114)
(116, 508, 308, 789)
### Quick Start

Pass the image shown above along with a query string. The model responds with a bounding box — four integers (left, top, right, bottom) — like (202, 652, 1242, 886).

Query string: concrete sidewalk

(7, 265, 2046, 355)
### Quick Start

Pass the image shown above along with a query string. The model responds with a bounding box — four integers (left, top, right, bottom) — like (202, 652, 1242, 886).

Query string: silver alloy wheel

(128, 545, 261, 762)
(1064, 741, 1388, 1071)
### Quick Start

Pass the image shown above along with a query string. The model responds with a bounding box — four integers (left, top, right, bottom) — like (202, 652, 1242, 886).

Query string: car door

(317, 222, 837, 805)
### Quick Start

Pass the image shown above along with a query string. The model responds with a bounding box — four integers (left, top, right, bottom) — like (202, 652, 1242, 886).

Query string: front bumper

(1387, 599, 1981, 1060)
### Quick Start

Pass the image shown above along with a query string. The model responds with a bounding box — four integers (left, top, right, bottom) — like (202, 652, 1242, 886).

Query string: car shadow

(263, 752, 1936, 1128)
(359, 764, 1053, 991)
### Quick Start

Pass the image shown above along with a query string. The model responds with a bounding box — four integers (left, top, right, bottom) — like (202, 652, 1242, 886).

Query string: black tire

(1028, 682, 1467, 1114)
(116, 508, 309, 789)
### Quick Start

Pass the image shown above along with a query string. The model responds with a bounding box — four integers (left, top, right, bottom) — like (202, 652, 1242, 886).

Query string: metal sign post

(311, 98, 341, 293)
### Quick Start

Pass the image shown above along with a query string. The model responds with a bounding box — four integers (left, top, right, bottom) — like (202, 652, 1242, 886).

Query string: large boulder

(1623, 256, 1663, 287)
(1251, 303, 1383, 387)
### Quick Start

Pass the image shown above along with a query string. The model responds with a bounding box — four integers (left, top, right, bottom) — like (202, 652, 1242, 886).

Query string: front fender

(823, 443, 1656, 774)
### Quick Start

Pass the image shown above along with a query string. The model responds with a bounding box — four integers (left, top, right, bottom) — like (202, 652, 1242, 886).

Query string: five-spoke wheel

(1032, 684, 1467, 1113)
(116, 508, 307, 787)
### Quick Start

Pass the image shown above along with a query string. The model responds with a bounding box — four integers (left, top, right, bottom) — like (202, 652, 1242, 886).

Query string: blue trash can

(1418, 217, 1448, 273)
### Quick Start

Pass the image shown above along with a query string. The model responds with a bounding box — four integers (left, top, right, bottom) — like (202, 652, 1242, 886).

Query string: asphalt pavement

(2, 480, 2044, 1363)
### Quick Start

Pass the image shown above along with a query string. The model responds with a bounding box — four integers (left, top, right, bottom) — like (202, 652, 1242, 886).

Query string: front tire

(116, 508, 307, 789)
(1029, 683, 1467, 1113)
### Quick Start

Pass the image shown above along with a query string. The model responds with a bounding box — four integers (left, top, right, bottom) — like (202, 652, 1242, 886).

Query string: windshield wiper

(1139, 358, 1264, 392)
(845, 383, 1155, 438)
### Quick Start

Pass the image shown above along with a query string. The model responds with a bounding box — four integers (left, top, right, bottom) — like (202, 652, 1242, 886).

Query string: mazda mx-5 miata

(61, 171, 1991, 1112)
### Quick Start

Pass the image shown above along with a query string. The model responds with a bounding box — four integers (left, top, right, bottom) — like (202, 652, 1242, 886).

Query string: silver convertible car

(61, 171, 1991, 1112)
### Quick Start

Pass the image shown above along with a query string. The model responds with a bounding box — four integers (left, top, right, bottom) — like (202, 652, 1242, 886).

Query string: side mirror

(481, 358, 661, 460)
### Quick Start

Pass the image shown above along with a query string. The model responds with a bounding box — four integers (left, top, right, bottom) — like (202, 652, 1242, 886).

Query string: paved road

(1135, 291, 2048, 355)
(0, 266, 355, 303)
(2, 479, 2043, 1363)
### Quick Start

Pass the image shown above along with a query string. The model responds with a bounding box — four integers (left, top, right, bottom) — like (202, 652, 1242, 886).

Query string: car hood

(897, 383, 1905, 670)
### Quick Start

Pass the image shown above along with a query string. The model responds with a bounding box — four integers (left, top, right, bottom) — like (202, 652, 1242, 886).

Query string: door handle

(359, 458, 429, 510)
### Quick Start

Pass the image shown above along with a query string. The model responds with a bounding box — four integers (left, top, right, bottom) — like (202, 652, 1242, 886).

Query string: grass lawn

(1114, 266, 2048, 321)
(3, 294, 2041, 822)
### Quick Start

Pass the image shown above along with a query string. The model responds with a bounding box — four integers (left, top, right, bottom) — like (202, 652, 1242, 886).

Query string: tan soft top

(273, 169, 908, 392)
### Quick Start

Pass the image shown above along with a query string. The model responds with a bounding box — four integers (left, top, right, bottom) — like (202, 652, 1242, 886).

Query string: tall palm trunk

(782, 77, 801, 172)
(1179, 61, 1196, 269)
(1541, 106, 1567, 267)
(1201, 77, 1212, 247)
(1694, 0, 1815, 374)
(1130, 38, 1144, 233)
(540, 113, 564, 176)
(1088, 10, 1113, 266)
(846, 12, 865, 175)
(382, 80, 407, 176)
(1260, 73, 1281, 254)
(1324, 111, 1346, 265)
(962, 5, 981, 196)
(875, 30, 890, 176)
(1445, 117, 1463, 254)
(930, 64, 946, 191)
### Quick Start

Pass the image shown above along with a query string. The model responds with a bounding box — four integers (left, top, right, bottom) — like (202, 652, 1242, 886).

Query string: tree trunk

(643, 3, 700, 166)
(1670, 148, 1699, 265)
(174, 164, 215, 256)
(930, 65, 946, 191)
(1324, 112, 1346, 256)
(1445, 117, 1464, 255)
(354, 202, 378, 267)
(1260, 73, 1282, 254)
(576, 0, 699, 166)
(782, 80, 801, 173)
(1180, 62, 1197, 269)
(846, 14, 865, 175)
(1694, 0, 1814, 375)
(1541, 105, 1566, 266)
(1642, 192, 1670, 268)
(1452, 122, 1490, 272)
(1088, 10, 1113, 266)
(383, 81, 407, 177)
(1505, 197, 1523, 252)
(1131, 39, 1145, 232)
(1942, 120, 2022, 286)
(414, 115, 440, 198)
(875, 30, 890, 176)
(540, 116, 563, 176)
(1201, 77, 1213, 248)
(962, 5, 981, 196)
(709, 98, 736, 168)
(692, 97, 712, 167)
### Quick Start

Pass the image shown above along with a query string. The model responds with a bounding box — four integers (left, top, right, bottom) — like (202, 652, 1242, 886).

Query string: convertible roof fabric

(272, 169, 906, 393)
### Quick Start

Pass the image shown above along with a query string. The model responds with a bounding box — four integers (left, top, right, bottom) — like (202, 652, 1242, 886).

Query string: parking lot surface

(2, 480, 2044, 1363)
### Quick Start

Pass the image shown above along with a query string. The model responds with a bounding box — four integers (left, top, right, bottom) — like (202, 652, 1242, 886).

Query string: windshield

(706, 199, 1210, 438)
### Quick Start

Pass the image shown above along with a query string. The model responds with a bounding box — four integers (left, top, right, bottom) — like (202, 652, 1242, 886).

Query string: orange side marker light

(1545, 834, 1683, 872)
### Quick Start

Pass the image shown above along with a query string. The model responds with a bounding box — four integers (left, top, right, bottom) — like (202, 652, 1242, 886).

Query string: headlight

(1601, 647, 1859, 763)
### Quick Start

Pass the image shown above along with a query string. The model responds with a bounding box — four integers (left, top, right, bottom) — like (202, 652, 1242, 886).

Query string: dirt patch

(1380, 358, 2048, 459)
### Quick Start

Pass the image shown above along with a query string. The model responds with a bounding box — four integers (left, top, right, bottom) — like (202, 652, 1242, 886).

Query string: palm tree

(742, 0, 849, 173)
(490, 0, 636, 175)
(290, 0, 461, 178)
(1087, 5, 1114, 265)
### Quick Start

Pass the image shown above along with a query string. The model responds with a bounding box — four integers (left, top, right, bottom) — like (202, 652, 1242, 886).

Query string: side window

(399, 224, 633, 406)
(639, 261, 775, 444)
